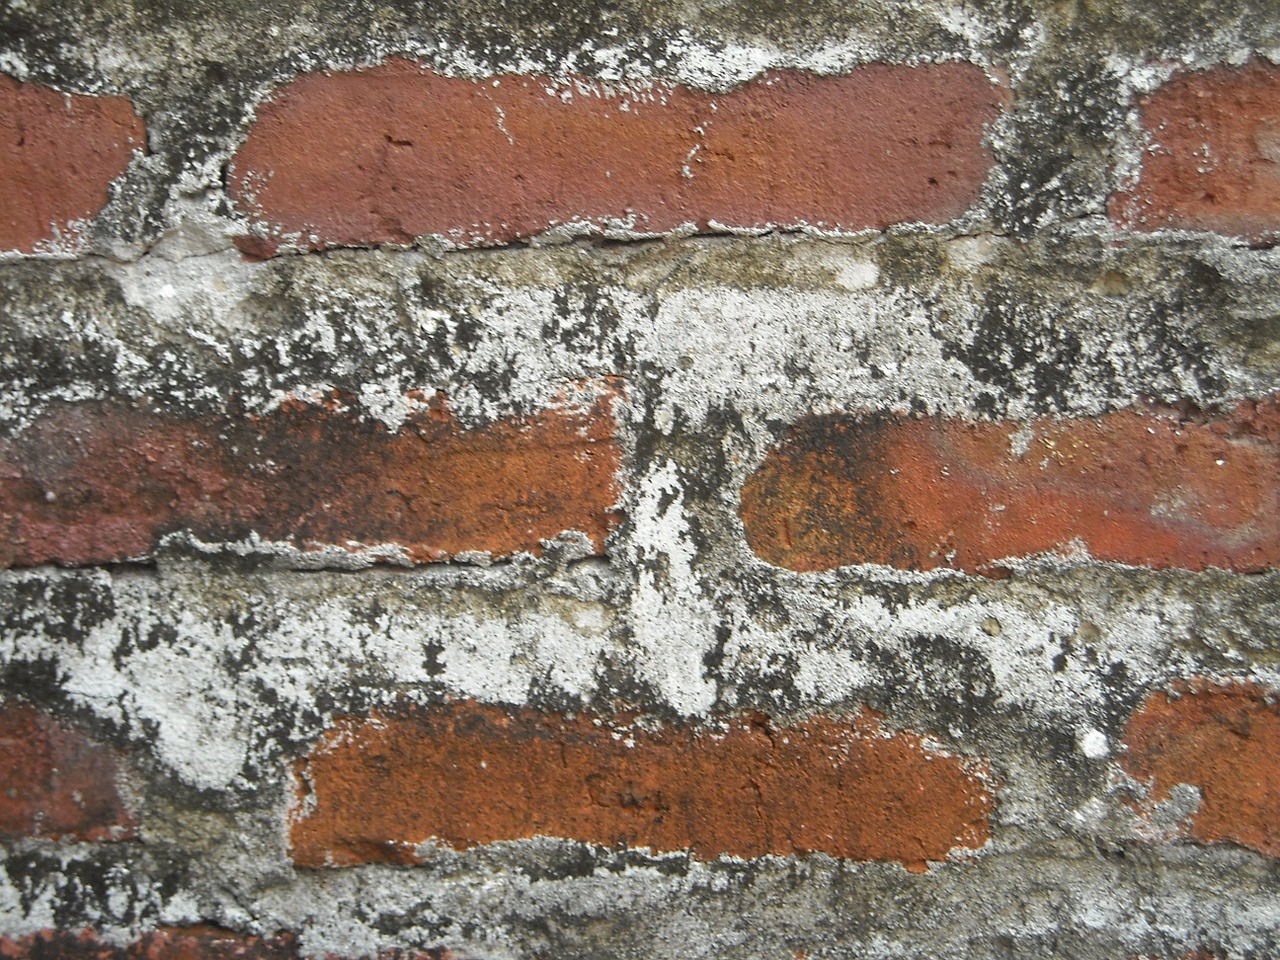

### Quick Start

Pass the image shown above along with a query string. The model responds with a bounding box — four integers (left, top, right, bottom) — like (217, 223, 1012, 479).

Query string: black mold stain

(0, 576, 117, 648)
(995, 61, 1127, 235)
(941, 248, 1230, 415)
(3, 848, 181, 929)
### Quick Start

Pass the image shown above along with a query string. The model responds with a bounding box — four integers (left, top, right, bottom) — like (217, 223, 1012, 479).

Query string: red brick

(0, 928, 451, 960)
(0, 704, 133, 842)
(1110, 60, 1280, 240)
(740, 397, 1280, 574)
(289, 701, 992, 871)
(0, 75, 144, 254)
(0, 386, 621, 567)
(228, 60, 1005, 252)
(1121, 679, 1280, 860)
(0, 929, 295, 960)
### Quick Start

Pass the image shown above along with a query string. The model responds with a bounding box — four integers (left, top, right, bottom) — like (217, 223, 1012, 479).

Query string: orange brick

(1121, 679, 1280, 860)
(740, 398, 1280, 574)
(0, 388, 621, 567)
(289, 701, 992, 871)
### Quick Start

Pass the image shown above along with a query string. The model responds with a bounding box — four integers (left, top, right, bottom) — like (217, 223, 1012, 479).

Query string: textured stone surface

(1, 0, 1280, 957)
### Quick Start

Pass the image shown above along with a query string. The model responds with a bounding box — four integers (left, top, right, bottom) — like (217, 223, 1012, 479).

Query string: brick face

(0, 704, 133, 842)
(739, 398, 1280, 574)
(229, 60, 1004, 252)
(0, 928, 451, 960)
(0, 75, 144, 254)
(289, 701, 992, 871)
(1121, 679, 1280, 860)
(0, 929, 296, 960)
(1110, 59, 1280, 240)
(0, 387, 621, 567)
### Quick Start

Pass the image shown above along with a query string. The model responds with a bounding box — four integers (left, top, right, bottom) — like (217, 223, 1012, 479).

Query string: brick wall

(1, 1, 1279, 958)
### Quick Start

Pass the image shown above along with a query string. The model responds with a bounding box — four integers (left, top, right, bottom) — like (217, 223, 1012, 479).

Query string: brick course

(0, 388, 621, 566)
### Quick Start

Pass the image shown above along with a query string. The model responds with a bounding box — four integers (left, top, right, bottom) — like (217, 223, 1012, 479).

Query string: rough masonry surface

(1, 0, 1279, 958)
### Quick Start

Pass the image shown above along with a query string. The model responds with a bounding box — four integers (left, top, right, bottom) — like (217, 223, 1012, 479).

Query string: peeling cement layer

(2, 559, 1277, 804)
(0, 235, 1274, 437)
(2, 826, 1280, 959)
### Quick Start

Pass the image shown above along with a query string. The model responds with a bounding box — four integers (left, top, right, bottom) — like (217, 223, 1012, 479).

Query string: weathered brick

(1110, 60, 1280, 240)
(740, 397, 1280, 574)
(229, 61, 1004, 252)
(0, 75, 144, 254)
(289, 701, 992, 871)
(0, 928, 451, 960)
(1121, 679, 1280, 860)
(0, 929, 294, 960)
(0, 704, 133, 842)
(0, 387, 621, 567)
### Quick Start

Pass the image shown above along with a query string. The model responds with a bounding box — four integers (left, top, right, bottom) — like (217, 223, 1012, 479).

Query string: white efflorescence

(625, 459, 720, 715)
(1079, 728, 1110, 758)
(0, 567, 615, 791)
(641, 285, 977, 431)
(0, 556, 1243, 794)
